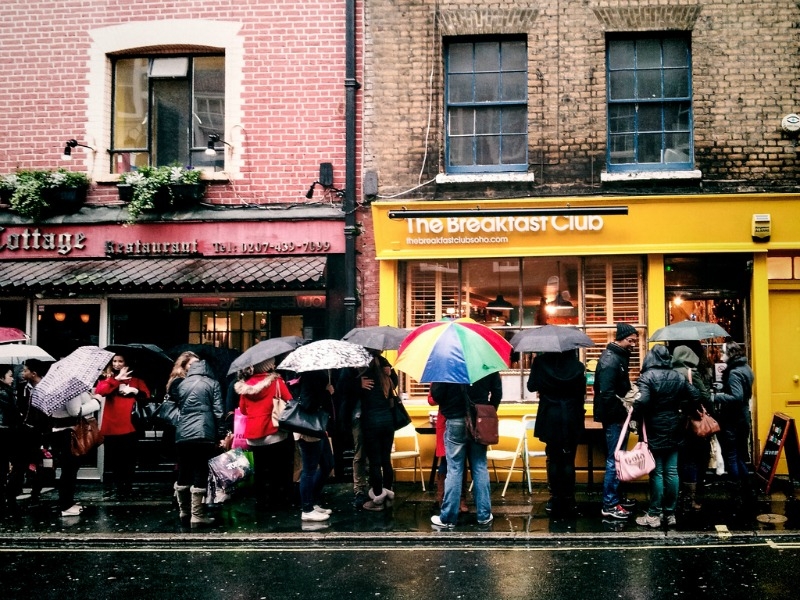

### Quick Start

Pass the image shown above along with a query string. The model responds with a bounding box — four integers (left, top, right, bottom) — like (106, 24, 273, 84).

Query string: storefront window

(188, 310, 270, 350)
(404, 256, 645, 400)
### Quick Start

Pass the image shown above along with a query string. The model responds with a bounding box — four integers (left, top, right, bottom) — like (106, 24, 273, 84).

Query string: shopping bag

(232, 408, 249, 449)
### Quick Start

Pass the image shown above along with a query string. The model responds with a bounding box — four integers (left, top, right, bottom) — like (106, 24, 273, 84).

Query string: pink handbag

(614, 410, 656, 482)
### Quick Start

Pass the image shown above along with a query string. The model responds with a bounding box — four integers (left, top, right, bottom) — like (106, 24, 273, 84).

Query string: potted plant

(118, 165, 205, 222)
(7, 169, 90, 220)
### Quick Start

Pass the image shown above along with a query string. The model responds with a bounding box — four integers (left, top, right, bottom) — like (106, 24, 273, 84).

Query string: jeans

(439, 417, 491, 524)
(351, 418, 367, 495)
(298, 436, 334, 513)
(719, 423, 750, 481)
(602, 422, 629, 509)
(648, 448, 679, 516)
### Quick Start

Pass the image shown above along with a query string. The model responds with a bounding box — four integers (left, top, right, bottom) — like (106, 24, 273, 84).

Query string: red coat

(96, 375, 151, 436)
(235, 372, 292, 439)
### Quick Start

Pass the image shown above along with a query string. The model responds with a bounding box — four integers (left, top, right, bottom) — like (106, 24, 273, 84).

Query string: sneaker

(313, 504, 332, 515)
(601, 504, 631, 520)
(430, 515, 455, 529)
(477, 514, 494, 526)
(60, 504, 83, 517)
(635, 514, 662, 528)
(545, 499, 553, 514)
(301, 510, 330, 522)
(666, 514, 677, 527)
(353, 492, 368, 509)
(620, 497, 637, 509)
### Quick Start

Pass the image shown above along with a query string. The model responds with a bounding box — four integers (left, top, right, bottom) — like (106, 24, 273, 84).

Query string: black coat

(714, 356, 754, 428)
(592, 342, 632, 426)
(633, 345, 701, 451)
(174, 360, 224, 444)
(527, 351, 586, 447)
(430, 371, 502, 420)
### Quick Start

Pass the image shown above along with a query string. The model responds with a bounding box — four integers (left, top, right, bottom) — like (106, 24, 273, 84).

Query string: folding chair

(522, 414, 547, 494)
(485, 418, 527, 497)
(391, 423, 425, 491)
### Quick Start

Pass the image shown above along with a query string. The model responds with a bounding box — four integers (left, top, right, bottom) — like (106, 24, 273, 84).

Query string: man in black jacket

(593, 323, 638, 520)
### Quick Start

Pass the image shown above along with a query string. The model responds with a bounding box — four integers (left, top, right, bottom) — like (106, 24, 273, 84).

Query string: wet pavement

(1, 476, 799, 548)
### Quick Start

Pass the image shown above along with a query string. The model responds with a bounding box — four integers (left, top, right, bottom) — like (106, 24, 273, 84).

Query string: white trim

(87, 20, 244, 181)
(435, 172, 536, 184)
(600, 170, 702, 182)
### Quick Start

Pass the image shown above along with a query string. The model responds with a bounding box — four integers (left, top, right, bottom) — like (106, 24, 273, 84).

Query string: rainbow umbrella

(394, 318, 512, 384)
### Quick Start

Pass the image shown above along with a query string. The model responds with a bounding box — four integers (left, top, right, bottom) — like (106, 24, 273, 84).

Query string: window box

(2, 169, 90, 220)
(118, 166, 205, 223)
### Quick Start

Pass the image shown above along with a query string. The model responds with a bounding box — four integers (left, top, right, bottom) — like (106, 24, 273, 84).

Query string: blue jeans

(602, 422, 629, 509)
(439, 417, 491, 524)
(298, 436, 334, 513)
(648, 448, 679, 516)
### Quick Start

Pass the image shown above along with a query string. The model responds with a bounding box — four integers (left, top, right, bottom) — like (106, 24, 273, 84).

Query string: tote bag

(614, 409, 655, 482)
(277, 401, 329, 438)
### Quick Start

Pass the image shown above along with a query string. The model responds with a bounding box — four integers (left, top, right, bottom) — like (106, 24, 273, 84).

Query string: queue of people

(0, 326, 756, 531)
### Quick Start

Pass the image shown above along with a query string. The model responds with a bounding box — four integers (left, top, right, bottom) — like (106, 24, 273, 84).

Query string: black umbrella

(227, 336, 305, 375)
(342, 326, 413, 351)
(105, 343, 174, 396)
(510, 325, 594, 353)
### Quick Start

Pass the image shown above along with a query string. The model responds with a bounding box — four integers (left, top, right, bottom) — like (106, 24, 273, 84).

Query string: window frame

(444, 36, 529, 175)
(110, 52, 225, 173)
(606, 33, 693, 173)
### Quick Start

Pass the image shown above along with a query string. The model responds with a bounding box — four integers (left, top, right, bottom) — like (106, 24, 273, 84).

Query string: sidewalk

(1, 476, 798, 548)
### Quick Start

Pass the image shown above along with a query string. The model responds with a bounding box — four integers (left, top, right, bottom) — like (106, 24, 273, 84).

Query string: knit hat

(615, 323, 637, 341)
(252, 358, 275, 374)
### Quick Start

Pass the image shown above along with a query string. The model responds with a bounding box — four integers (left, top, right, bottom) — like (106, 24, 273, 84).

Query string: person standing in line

(527, 350, 586, 517)
(235, 358, 295, 511)
(173, 358, 224, 527)
(0, 365, 20, 516)
(670, 344, 713, 512)
(49, 391, 102, 517)
(430, 371, 502, 529)
(95, 353, 151, 498)
(295, 368, 336, 523)
(632, 345, 700, 528)
(336, 365, 370, 510)
(713, 341, 755, 498)
(345, 349, 398, 512)
(593, 323, 639, 520)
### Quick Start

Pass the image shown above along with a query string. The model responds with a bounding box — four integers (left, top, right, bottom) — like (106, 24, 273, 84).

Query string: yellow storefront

(371, 192, 800, 481)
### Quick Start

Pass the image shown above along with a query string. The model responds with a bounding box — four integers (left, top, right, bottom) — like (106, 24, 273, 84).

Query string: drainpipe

(343, 0, 360, 333)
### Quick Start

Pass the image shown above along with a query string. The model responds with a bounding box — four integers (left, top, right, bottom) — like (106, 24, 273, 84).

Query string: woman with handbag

(49, 391, 102, 517)
(632, 345, 701, 528)
(235, 358, 295, 511)
(294, 368, 336, 523)
(95, 353, 151, 498)
(341, 350, 399, 512)
(172, 358, 224, 527)
(670, 344, 713, 512)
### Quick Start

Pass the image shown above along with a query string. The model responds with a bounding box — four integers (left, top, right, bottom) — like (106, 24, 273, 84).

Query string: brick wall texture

(363, 0, 800, 196)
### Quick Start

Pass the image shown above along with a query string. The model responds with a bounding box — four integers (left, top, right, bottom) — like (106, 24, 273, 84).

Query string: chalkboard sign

(755, 412, 800, 493)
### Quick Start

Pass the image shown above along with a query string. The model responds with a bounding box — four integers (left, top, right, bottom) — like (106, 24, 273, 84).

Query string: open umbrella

(648, 320, 729, 342)
(394, 318, 512, 384)
(31, 346, 114, 415)
(105, 343, 174, 392)
(227, 336, 306, 375)
(510, 325, 594, 353)
(342, 326, 413, 351)
(0, 327, 28, 344)
(277, 339, 372, 373)
(0, 343, 55, 365)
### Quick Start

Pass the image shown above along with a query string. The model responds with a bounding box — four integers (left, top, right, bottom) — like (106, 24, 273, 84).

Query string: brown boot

(435, 472, 445, 507)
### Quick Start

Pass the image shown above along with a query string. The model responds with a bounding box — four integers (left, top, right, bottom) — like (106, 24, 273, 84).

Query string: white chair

(485, 419, 527, 497)
(522, 414, 547, 494)
(391, 423, 425, 491)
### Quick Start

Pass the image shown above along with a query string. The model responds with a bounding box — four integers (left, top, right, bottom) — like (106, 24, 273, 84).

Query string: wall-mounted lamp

(62, 139, 95, 160)
(305, 162, 344, 199)
(205, 133, 233, 156)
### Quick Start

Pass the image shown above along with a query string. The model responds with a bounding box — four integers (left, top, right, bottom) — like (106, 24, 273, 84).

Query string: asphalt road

(2, 537, 799, 599)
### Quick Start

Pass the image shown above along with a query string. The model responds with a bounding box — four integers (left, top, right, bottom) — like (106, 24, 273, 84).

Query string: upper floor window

(111, 54, 225, 173)
(606, 35, 692, 172)
(445, 37, 528, 174)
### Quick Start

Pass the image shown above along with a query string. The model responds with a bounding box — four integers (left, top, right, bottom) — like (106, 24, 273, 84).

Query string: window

(445, 38, 528, 174)
(607, 35, 692, 171)
(111, 54, 225, 173)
